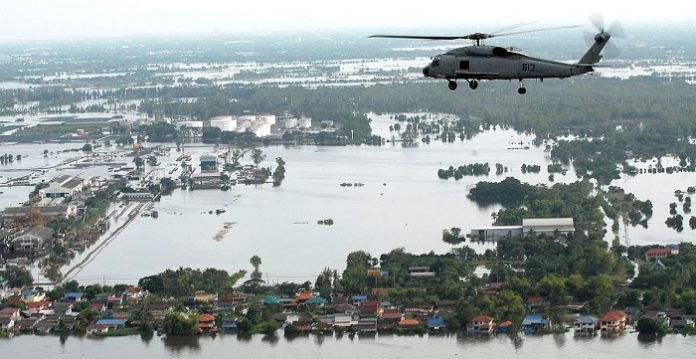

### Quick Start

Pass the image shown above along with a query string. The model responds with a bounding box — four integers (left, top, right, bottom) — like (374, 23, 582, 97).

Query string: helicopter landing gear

(447, 81, 457, 91)
(468, 80, 478, 90)
(517, 80, 527, 95)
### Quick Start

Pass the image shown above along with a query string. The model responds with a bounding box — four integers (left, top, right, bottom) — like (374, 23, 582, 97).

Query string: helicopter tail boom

(579, 31, 611, 65)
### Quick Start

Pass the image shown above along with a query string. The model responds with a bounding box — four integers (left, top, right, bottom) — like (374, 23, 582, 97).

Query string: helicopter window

(459, 60, 470, 70)
(432, 56, 441, 67)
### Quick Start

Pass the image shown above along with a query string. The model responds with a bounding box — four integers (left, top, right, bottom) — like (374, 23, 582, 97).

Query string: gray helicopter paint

(422, 32, 608, 82)
(424, 50, 593, 80)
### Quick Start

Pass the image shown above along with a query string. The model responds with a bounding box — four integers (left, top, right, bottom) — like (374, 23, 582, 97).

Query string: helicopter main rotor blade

(368, 35, 466, 40)
(491, 21, 539, 35)
(493, 25, 582, 38)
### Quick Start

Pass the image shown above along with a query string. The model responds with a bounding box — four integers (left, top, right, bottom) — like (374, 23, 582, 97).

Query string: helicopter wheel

(468, 80, 478, 90)
(517, 87, 527, 95)
(448, 81, 457, 91)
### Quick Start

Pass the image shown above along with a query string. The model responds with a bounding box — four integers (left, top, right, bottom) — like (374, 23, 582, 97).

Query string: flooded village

(1, 19, 696, 357)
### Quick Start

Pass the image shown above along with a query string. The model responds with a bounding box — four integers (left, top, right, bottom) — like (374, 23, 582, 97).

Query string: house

(34, 319, 58, 334)
(427, 317, 447, 331)
(671, 318, 695, 329)
(149, 303, 170, 319)
(96, 318, 127, 329)
(0, 317, 16, 332)
(352, 295, 368, 304)
(17, 317, 41, 332)
(334, 314, 353, 328)
(574, 315, 598, 334)
(303, 296, 327, 306)
(295, 292, 314, 304)
(645, 247, 679, 261)
(522, 314, 549, 334)
(378, 309, 403, 331)
(498, 320, 513, 333)
(467, 315, 495, 334)
(360, 301, 383, 318)
(481, 282, 506, 296)
(398, 318, 421, 329)
(526, 296, 551, 308)
(264, 295, 281, 306)
(91, 303, 106, 312)
(63, 292, 84, 302)
(355, 317, 377, 333)
(1, 205, 77, 225)
(11, 226, 55, 252)
(0, 307, 21, 320)
(335, 303, 357, 315)
(197, 314, 216, 332)
(221, 319, 237, 332)
(26, 300, 52, 314)
(21, 288, 46, 302)
(292, 320, 313, 333)
(600, 310, 627, 334)
(87, 323, 110, 335)
(193, 291, 217, 303)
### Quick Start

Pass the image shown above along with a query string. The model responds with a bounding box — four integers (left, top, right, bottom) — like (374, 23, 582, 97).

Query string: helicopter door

(440, 55, 456, 77)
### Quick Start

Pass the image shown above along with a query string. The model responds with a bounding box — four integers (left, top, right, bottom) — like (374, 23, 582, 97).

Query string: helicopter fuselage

(422, 45, 593, 81)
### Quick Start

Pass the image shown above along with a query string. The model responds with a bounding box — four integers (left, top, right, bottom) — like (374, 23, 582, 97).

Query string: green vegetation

(162, 312, 199, 336)
(437, 163, 490, 180)
(1, 265, 34, 288)
(138, 267, 246, 297)
(636, 316, 668, 335)
(442, 227, 464, 245)
(521, 164, 541, 173)
(272, 157, 286, 187)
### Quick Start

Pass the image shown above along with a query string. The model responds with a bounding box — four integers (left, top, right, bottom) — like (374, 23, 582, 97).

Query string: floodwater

(1, 118, 695, 284)
(1, 330, 694, 359)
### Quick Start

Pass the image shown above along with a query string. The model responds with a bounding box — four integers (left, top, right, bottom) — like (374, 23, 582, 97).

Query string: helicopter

(370, 17, 623, 94)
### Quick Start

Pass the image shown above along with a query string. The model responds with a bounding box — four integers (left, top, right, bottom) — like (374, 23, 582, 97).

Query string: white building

(210, 116, 238, 132)
(298, 117, 312, 129)
(257, 114, 276, 125)
(522, 218, 575, 236)
(249, 123, 272, 137)
(469, 226, 524, 241)
(282, 117, 298, 129)
(12, 226, 55, 252)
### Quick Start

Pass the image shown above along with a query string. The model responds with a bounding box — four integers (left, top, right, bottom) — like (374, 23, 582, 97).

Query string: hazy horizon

(2, 0, 695, 43)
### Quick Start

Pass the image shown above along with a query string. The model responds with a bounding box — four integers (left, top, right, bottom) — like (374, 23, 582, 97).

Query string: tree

(81, 143, 93, 152)
(160, 178, 176, 195)
(251, 149, 266, 165)
(162, 312, 199, 336)
(315, 267, 334, 300)
(636, 316, 667, 335)
(250, 255, 263, 282)
(3, 265, 33, 288)
(133, 156, 145, 170)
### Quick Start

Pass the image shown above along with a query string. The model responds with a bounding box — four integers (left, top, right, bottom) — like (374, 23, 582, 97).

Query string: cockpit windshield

(431, 55, 441, 67)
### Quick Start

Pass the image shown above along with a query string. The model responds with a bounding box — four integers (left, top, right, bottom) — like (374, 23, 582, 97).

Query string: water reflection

(162, 336, 201, 353)
(236, 333, 253, 342)
(261, 334, 279, 345)
(637, 333, 663, 346)
(552, 332, 566, 348)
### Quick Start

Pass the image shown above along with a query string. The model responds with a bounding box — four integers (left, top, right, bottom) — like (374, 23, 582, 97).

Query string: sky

(1, 0, 695, 42)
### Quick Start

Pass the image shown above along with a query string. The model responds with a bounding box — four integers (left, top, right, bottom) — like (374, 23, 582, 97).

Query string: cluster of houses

(0, 285, 146, 335)
(2, 280, 695, 338)
(0, 173, 109, 265)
